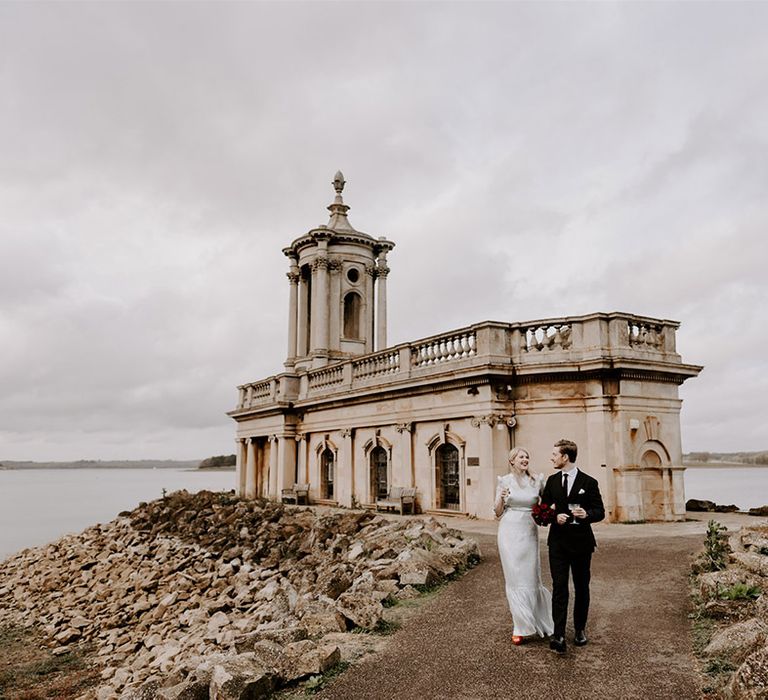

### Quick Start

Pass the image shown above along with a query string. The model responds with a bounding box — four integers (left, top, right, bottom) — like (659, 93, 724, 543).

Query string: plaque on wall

(467, 457, 480, 466)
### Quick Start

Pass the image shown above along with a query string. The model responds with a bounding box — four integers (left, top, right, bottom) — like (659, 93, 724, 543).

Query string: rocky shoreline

(692, 522, 768, 698)
(0, 491, 480, 699)
(687, 499, 768, 517)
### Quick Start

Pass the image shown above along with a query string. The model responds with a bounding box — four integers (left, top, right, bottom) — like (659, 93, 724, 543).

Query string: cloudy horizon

(1, 2, 766, 461)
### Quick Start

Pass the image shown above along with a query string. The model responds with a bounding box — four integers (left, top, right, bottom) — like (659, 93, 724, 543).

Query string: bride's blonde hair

(509, 446, 535, 485)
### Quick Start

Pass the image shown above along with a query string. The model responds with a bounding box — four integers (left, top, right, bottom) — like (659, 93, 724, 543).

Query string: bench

(281, 483, 310, 505)
(376, 486, 417, 515)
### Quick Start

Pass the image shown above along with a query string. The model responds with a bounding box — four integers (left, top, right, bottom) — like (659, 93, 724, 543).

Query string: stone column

(268, 435, 278, 498)
(339, 428, 354, 507)
(312, 251, 330, 363)
(286, 265, 300, 366)
(329, 258, 342, 352)
(376, 254, 389, 350)
(235, 438, 246, 497)
(297, 272, 309, 358)
(395, 422, 414, 487)
(477, 418, 494, 518)
(365, 263, 376, 353)
(245, 438, 257, 499)
(276, 436, 297, 497)
(296, 434, 307, 485)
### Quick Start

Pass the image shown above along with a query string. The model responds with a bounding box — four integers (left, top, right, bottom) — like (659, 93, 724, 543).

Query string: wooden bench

(281, 483, 310, 505)
(376, 486, 417, 515)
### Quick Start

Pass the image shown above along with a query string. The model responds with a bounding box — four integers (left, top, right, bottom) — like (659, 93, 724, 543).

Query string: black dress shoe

(549, 636, 566, 654)
(574, 630, 588, 646)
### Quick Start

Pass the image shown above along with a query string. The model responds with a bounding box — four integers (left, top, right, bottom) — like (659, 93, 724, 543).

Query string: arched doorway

(370, 446, 388, 501)
(321, 448, 335, 499)
(436, 443, 460, 510)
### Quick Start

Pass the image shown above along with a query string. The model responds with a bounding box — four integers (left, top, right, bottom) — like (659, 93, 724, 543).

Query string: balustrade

(307, 366, 344, 391)
(411, 331, 476, 367)
(627, 321, 664, 351)
(235, 314, 680, 412)
(353, 349, 399, 379)
(520, 323, 572, 353)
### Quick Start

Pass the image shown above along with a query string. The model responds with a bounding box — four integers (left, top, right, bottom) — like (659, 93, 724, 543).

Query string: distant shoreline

(0, 460, 232, 471)
(683, 461, 768, 469)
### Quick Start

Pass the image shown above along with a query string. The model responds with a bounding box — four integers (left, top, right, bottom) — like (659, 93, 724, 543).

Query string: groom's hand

(556, 513, 570, 525)
(571, 506, 587, 520)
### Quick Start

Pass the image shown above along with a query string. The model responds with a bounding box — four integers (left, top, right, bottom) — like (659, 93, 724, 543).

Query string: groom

(541, 438, 605, 654)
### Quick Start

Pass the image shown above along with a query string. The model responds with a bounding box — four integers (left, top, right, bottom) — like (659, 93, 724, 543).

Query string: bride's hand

(500, 488, 509, 500)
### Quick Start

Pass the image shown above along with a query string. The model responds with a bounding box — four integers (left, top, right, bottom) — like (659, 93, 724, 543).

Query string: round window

(346, 267, 360, 284)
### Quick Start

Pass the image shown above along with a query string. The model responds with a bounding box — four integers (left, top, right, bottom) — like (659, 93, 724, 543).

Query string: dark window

(370, 446, 388, 500)
(343, 292, 362, 339)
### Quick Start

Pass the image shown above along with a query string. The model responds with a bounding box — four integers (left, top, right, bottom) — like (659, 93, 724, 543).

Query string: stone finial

(326, 170, 354, 232)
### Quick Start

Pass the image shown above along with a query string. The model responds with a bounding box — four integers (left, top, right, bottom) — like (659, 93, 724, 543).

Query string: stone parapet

(231, 312, 701, 416)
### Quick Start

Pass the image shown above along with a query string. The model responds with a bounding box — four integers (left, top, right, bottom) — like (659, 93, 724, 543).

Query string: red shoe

(512, 635, 524, 646)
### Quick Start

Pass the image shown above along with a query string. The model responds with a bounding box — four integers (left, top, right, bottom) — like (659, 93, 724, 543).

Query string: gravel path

(317, 531, 701, 700)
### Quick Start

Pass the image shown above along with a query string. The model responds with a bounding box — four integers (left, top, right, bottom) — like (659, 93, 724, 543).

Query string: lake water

(2, 466, 766, 562)
(0, 469, 234, 561)
(684, 466, 768, 511)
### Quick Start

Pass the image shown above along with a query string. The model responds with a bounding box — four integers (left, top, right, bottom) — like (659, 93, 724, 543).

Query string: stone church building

(229, 173, 702, 522)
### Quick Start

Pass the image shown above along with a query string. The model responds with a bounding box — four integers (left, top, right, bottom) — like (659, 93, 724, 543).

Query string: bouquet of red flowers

(532, 502, 556, 526)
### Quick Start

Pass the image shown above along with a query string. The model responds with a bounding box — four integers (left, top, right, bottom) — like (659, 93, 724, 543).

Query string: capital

(286, 271, 300, 284)
(312, 256, 330, 271)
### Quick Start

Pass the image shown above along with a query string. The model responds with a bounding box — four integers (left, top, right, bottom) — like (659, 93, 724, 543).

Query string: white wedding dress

(496, 473, 554, 637)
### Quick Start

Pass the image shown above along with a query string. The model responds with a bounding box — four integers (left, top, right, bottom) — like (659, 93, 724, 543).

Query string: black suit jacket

(541, 468, 605, 554)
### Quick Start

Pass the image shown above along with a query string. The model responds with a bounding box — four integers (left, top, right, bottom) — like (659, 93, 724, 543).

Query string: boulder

(335, 591, 383, 630)
(208, 655, 273, 700)
(687, 499, 717, 512)
(233, 626, 307, 652)
(748, 506, 768, 517)
(703, 618, 768, 664)
(279, 640, 341, 681)
(725, 644, 768, 699)
(156, 679, 209, 700)
(732, 553, 768, 578)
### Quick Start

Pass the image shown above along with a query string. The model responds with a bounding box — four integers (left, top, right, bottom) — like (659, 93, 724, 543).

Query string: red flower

(532, 502, 556, 526)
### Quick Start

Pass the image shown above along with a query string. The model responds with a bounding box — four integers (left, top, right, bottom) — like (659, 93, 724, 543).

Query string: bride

(494, 446, 554, 644)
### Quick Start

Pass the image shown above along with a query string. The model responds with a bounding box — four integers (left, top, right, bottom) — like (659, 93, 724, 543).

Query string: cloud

(0, 2, 766, 459)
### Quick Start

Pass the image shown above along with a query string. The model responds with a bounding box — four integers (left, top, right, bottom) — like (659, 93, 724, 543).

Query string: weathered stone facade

(229, 174, 702, 522)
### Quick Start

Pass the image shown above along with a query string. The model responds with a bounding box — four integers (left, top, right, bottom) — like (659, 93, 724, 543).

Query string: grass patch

(303, 660, 351, 695)
(0, 624, 100, 700)
(718, 583, 762, 601)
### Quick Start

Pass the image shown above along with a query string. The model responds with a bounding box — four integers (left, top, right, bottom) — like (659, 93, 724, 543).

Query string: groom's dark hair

(554, 439, 578, 463)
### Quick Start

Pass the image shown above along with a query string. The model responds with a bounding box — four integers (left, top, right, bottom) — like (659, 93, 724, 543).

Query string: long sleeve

(585, 478, 605, 524)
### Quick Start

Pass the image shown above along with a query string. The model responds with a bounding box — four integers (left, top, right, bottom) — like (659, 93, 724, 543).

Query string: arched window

(436, 443, 460, 510)
(321, 448, 335, 499)
(343, 292, 361, 339)
(370, 446, 388, 500)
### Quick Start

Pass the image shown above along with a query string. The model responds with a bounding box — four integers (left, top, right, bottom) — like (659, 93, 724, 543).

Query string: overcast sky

(1, 2, 766, 461)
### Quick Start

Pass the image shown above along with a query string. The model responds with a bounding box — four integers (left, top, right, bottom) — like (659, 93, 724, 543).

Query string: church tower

(283, 172, 395, 370)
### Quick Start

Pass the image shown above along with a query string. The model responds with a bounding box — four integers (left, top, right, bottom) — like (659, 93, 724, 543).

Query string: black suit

(541, 468, 605, 639)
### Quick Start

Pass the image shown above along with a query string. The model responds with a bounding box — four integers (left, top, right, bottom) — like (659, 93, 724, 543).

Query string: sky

(1, 1, 766, 461)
